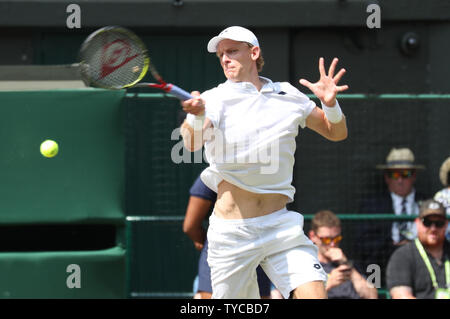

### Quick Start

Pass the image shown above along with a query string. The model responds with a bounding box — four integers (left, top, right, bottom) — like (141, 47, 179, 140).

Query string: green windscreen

(0, 89, 125, 224)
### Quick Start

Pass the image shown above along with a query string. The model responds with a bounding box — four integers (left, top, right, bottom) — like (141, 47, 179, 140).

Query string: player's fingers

(328, 57, 338, 77)
(337, 85, 349, 92)
(183, 102, 205, 117)
(182, 105, 192, 113)
(319, 57, 326, 78)
(181, 99, 191, 108)
(193, 98, 205, 108)
(182, 93, 201, 106)
(333, 68, 346, 84)
(183, 105, 198, 113)
(189, 91, 204, 107)
(299, 78, 313, 89)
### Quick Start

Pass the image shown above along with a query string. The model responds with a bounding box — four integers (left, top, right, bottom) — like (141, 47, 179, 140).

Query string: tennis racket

(79, 26, 193, 100)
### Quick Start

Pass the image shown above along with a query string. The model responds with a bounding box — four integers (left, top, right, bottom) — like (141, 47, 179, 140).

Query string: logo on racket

(100, 39, 139, 79)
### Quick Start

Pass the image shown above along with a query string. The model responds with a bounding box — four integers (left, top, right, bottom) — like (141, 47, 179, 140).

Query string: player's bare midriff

(214, 180, 289, 219)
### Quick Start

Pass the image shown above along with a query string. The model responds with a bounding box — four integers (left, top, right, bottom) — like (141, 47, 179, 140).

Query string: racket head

(79, 26, 149, 89)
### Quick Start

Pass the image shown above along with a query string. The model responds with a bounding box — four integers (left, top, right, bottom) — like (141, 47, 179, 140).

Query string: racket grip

(167, 84, 193, 100)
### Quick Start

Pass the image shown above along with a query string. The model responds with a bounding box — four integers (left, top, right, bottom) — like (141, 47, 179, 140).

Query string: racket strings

(80, 28, 147, 89)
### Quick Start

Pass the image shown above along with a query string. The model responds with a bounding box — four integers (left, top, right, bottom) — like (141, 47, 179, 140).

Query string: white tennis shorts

(207, 208, 327, 299)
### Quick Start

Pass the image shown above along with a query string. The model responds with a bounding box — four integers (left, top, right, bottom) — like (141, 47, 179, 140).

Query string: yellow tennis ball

(40, 140, 59, 158)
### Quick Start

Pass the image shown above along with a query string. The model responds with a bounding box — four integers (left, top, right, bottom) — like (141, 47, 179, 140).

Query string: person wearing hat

(355, 148, 428, 286)
(179, 26, 349, 298)
(434, 156, 450, 240)
(386, 199, 449, 299)
(375, 147, 426, 245)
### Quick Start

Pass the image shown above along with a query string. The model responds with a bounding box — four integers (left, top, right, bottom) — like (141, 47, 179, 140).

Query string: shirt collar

(390, 189, 416, 203)
(223, 76, 275, 93)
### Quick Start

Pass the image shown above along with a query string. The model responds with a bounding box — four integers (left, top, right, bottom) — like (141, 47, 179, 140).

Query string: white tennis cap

(207, 26, 259, 53)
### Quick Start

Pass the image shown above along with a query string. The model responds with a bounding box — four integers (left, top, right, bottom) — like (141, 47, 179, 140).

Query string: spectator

(183, 175, 272, 298)
(386, 199, 449, 299)
(308, 210, 378, 299)
(434, 156, 450, 240)
(356, 147, 428, 276)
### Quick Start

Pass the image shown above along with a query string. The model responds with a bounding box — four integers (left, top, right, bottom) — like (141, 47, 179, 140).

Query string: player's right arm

(180, 91, 212, 152)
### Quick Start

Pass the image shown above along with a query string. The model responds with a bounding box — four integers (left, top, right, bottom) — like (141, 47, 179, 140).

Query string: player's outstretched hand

(299, 57, 349, 107)
(181, 91, 205, 116)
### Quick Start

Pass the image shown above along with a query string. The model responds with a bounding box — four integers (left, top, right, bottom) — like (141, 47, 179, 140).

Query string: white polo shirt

(199, 76, 316, 202)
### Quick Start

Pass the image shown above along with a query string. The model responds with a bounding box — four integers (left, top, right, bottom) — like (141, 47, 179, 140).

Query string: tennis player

(180, 26, 348, 299)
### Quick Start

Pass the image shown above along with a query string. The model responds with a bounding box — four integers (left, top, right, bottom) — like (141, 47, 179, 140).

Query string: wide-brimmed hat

(376, 148, 425, 170)
(439, 157, 450, 186)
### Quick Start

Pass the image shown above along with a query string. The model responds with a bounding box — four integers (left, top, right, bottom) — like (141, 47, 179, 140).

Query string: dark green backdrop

(0, 90, 125, 224)
(0, 89, 126, 298)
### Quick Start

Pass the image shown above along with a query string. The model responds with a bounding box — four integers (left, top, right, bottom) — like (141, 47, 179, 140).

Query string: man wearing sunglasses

(308, 210, 378, 299)
(386, 200, 449, 299)
(376, 148, 427, 246)
(355, 148, 428, 282)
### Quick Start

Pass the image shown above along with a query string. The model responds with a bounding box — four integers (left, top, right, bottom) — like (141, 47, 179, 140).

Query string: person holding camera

(308, 210, 378, 299)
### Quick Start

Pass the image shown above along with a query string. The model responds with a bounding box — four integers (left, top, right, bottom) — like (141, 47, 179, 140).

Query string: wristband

(186, 113, 205, 131)
(321, 100, 343, 123)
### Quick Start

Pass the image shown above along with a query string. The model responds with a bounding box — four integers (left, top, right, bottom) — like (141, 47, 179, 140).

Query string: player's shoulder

(201, 86, 219, 99)
(200, 82, 229, 101)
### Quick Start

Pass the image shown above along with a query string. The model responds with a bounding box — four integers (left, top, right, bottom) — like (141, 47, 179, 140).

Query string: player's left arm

(301, 57, 348, 142)
(305, 107, 347, 141)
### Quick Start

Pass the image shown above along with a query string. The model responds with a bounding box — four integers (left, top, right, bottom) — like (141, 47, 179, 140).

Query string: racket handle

(166, 84, 193, 101)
